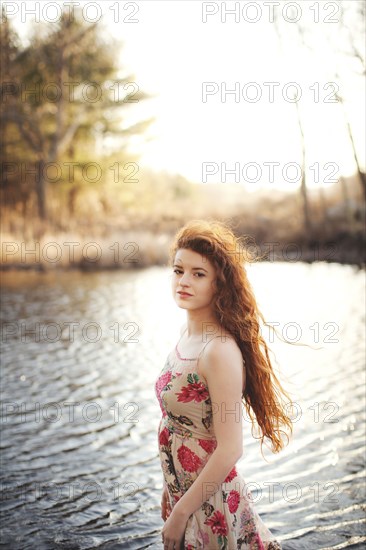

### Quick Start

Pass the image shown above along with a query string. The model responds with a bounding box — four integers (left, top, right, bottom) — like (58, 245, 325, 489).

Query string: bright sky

(6, 0, 366, 191)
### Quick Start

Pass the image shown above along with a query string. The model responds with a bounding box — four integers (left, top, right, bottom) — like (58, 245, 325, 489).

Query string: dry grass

(1, 172, 365, 269)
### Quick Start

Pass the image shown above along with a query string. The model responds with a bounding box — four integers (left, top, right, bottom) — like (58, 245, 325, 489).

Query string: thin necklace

(175, 327, 198, 361)
(175, 343, 198, 361)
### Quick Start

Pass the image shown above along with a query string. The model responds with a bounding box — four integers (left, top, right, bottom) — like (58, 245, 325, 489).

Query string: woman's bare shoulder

(199, 334, 245, 391)
(201, 333, 243, 369)
(208, 333, 241, 355)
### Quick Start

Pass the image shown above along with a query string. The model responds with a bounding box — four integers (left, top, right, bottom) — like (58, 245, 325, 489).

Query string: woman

(155, 219, 294, 549)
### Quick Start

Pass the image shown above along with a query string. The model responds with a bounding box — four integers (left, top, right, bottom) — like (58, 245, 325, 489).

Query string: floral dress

(154, 330, 282, 549)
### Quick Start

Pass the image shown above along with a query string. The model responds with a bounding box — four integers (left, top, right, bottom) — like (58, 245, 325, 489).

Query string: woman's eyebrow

(173, 263, 208, 273)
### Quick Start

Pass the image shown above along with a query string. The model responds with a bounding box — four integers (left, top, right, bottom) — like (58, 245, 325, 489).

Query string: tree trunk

(359, 172, 366, 202)
(295, 101, 312, 236)
(36, 160, 47, 220)
(68, 186, 79, 216)
(338, 96, 366, 201)
(339, 175, 356, 233)
(318, 183, 329, 236)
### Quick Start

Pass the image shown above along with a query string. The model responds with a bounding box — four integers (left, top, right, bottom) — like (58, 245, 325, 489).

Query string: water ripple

(0, 264, 365, 549)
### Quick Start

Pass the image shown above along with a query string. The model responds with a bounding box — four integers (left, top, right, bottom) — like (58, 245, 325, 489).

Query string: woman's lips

(178, 292, 192, 297)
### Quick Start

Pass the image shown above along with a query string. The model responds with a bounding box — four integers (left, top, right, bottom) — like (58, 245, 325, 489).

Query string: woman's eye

(173, 269, 204, 277)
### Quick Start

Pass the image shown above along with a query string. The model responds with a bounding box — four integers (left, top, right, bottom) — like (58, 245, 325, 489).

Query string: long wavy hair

(168, 218, 297, 458)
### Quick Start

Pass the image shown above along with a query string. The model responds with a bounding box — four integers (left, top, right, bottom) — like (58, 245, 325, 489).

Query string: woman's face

(171, 248, 217, 312)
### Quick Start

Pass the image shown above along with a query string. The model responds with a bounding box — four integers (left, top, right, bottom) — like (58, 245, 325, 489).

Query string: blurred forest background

(0, 3, 365, 269)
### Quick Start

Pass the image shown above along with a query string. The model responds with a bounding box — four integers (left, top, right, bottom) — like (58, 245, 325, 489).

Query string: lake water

(0, 262, 365, 549)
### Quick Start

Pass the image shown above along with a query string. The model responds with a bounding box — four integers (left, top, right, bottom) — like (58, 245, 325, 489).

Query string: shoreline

(1, 230, 365, 272)
(1, 245, 364, 271)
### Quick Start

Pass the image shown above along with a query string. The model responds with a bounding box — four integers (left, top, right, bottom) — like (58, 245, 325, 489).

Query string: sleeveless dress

(154, 328, 282, 550)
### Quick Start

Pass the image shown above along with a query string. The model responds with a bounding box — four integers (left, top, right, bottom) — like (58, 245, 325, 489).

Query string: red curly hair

(168, 218, 295, 458)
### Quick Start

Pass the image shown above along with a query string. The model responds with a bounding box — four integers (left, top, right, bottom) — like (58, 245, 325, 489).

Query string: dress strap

(175, 326, 234, 364)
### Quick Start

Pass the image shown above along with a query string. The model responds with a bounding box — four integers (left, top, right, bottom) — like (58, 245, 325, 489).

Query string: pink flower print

(224, 466, 237, 482)
(197, 529, 210, 546)
(250, 533, 266, 549)
(240, 507, 257, 532)
(227, 489, 240, 513)
(176, 381, 209, 403)
(204, 510, 228, 536)
(155, 371, 172, 412)
(158, 426, 170, 447)
(198, 438, 217, 454)
(156, 371, 172, 394)
(177, 444, 202, 473)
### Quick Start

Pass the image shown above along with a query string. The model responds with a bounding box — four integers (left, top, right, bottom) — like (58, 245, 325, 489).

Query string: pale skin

(161, 248, 246, 550)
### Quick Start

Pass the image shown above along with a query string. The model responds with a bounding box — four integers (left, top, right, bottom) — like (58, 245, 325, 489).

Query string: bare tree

(272, 7, 313, 235)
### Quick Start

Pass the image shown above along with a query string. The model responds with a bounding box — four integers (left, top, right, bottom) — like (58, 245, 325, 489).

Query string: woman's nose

(178, 272, 190, 285)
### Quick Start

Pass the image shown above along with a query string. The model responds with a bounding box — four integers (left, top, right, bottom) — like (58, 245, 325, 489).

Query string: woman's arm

(173, 446, 241, 519)
(171, 338, 245, 519)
